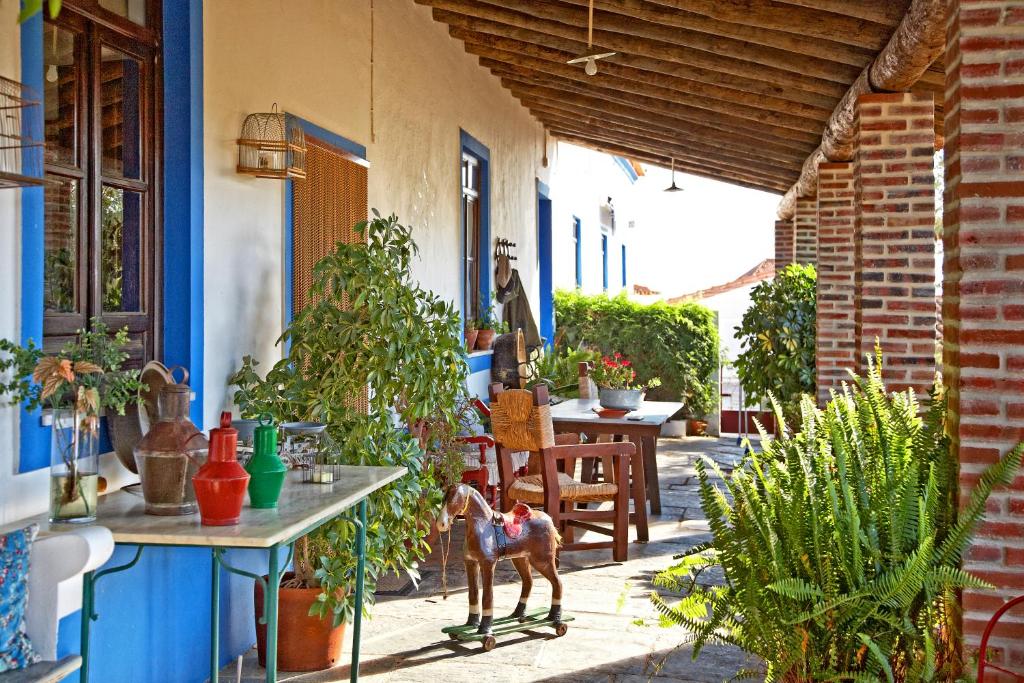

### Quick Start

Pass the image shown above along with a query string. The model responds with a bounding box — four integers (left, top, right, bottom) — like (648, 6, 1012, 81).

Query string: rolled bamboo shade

(291, 134, 369, 413)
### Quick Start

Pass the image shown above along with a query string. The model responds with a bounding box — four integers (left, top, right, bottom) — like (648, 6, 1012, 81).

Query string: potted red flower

(589, 353, 661, 411)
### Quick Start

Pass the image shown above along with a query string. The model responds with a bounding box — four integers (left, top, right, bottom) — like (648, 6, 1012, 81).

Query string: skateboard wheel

(555, 623, 568, 637)
(482, 635, 497, 652)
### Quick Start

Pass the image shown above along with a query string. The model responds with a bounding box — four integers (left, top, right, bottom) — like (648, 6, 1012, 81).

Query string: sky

(624, 163, 780, 298)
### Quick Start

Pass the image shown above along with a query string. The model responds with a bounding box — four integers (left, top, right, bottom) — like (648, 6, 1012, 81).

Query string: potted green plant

(474, 296, 508, 351)
(590, 352, 661, 411)
(229, 211, 467, 671)
(0, 319, 144, 522)
(652, 351, 1024, 681)
(465, 317, 479, 352)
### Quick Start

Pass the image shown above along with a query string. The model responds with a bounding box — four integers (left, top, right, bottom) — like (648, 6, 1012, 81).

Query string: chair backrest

(488, 384, 555, 454)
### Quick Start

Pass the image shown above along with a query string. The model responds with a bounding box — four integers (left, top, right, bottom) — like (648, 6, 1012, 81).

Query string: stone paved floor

(227, 436, 761, 683)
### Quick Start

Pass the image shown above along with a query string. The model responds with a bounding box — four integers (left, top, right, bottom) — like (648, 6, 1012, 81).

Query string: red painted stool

(978, 595, 1024, 682)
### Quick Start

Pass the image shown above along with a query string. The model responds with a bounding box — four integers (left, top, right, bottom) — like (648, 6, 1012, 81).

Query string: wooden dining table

(549, 398, 684, 542)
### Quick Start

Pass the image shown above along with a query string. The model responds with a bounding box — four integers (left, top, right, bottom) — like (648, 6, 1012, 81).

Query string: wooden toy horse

(436, 483, 565, 643)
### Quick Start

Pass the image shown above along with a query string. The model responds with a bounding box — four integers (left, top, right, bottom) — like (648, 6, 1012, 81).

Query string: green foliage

(526, 338, 600, 397)
(734, 263, 817, 420)
(0, 318, 144, 415)
(229, 211, 468, 627)
(553, 290, 718, 417)
(16, 0, 61, 23)
(652, 354, 1023, 682)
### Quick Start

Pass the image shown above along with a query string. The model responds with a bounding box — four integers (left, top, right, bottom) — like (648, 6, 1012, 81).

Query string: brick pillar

(853, 92, 937, 394)
(816, 162, 857, 404)
(774, 219, 794, 266)
(794, 196, 818, 266)
(945, 0, 1024, 663)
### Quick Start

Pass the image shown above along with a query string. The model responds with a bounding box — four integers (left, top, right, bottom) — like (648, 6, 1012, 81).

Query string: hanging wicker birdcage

(0, 75, 45, 189)
(236, 105, 306, 179)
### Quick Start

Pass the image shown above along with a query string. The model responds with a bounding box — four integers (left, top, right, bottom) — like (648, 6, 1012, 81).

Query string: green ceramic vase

(245, 417, 287, 509)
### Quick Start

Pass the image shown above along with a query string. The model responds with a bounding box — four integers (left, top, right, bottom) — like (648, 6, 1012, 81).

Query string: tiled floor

(226, 436, 760, 683)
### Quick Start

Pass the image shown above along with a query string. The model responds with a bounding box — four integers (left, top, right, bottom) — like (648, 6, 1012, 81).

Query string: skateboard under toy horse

(436, 484, 573, 652)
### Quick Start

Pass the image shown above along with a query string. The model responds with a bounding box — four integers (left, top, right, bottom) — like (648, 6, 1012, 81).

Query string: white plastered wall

(202, 0, 550, 424)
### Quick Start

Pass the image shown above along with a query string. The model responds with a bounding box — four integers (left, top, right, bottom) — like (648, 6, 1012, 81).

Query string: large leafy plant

(734, 263, 816, 422)
(229, 211, 467, 626)
(652, 354, 1023, 682)
(554, 290, 718, 416)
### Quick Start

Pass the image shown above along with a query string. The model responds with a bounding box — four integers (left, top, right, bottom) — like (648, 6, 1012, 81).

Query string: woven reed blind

(291, 134, 369, 413)
(291, 135, 368, 312)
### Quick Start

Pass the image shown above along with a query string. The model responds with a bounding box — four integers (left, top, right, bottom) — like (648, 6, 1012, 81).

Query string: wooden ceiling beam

(551, 131, 789, 194)
(521, 99, 808, 167)
(770, 0, 908, 28)
(500, 76, 822, 147)
(433, 0, 863, 83)
(432, 8, 848, 98)
(642, 0, 895, 49)
(482, 59, 824, 134)
(462, 40, 831, 122)
(448, 26, 836, 110)
(550, 0, 875, 67)
(508, 89, 815, 158)
(536, 112, 800, 179)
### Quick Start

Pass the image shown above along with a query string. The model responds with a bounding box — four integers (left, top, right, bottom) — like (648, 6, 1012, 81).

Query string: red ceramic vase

(193, 412, 250, 526)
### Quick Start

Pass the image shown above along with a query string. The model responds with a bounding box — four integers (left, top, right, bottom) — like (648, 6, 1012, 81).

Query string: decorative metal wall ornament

(0, 75, 45, 189)
(566, 0, 616, 76)
(664, 158, 684, 193)
(236, 104, 307, 179)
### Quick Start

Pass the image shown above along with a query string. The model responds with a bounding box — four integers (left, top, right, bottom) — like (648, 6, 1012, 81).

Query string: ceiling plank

(552, 0, 875, 67)
(438, 0, 864, 82)
(461, 40, 831, 122)
(642, 0, 895, 48)
(448, 26, 837, 110)
(432, 8, 848, 98)
(483, 59, 824, 133)
(770, 0, 908, 26)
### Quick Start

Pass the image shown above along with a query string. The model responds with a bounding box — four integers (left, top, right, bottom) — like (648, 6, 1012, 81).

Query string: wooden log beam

(448, 26, 836, 111)
(463, 40, 831, 123)
(531, 107, 803, 176)
(500, 76, 822, 147)
(550, 0, 875, 67)
(522, 99, 807, 167)
(507, 87, 815, 157)
(777, 0, 945, 218)
(432, 8, 848, 98)
(426, 0, 862, 83)
(642, 0, 895, 49)
(482, 59, 824, 134)
(550, 131, 789, 194)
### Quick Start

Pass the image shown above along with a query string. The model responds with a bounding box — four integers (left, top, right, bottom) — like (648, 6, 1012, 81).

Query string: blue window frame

(601, 234, 609, 291)
(573, 217, 582, 288)
(460, 131, 490, 328)
(621, 244, 627, 287)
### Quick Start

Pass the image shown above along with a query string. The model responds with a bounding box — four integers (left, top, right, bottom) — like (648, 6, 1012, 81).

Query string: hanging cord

(587, 0, 594, 48)
(370, 0, 376, 143)
(439, 528, 452, 599)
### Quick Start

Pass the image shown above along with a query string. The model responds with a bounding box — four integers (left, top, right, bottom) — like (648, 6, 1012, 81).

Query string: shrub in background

(734, 263, 816, 421)
(553, 290, 718, 417)
(652, 353, 1023, 682)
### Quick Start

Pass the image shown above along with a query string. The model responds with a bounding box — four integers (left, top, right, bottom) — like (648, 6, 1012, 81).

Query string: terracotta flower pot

(688, 419, 708, 437)
(254, 572, 345, 672)
(475, 329, 496, 350)
(465, 328, 479, 351)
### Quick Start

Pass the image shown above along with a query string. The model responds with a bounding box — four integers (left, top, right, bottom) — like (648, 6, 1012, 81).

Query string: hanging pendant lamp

(664, 158, 683, 192)
(566, 0, 616, 76)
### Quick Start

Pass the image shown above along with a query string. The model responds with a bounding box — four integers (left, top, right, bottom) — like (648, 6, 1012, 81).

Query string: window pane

(101, 186, 143, 312)
(44, 175, 79, 313)
(98, 0, 147, 26)
(43, 24, 77, 167)
(463, 195, 480, 321)
(100, 47, 143, 179)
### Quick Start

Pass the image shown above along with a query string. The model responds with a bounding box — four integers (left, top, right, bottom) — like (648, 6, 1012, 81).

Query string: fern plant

(652, 352, 1023, 682)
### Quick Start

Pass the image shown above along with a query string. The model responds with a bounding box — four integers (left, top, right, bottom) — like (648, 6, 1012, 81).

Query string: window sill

(467, 349, 493, 373)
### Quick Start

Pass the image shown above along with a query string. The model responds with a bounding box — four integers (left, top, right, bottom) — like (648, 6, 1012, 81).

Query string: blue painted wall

(536, 181, 553, 347)
(601, 234, 609, 291)
(573, 217, 582, 289)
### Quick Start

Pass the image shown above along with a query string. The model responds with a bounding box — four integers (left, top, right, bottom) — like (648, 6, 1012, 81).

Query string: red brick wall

(945, 0, 1024, 665)
(816, 162, 857, 404)
(774, 219, 794, 266)
(853, 92, 938, 394)
(794, 196, 818, 266)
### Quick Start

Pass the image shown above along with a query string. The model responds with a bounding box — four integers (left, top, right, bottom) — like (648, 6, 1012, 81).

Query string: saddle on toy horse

(494, 502, 532, 538)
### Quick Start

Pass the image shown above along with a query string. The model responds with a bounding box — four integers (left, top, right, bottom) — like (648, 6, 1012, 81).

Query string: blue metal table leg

(351, 499, 367, 683)
(211, 548, 221, 683)
(266, 543, 280, 683)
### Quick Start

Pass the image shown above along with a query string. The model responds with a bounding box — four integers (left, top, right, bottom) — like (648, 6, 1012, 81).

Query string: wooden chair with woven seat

(488, 383, 637, 562)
